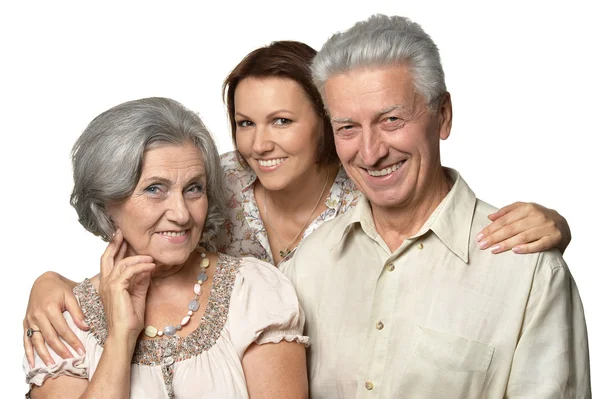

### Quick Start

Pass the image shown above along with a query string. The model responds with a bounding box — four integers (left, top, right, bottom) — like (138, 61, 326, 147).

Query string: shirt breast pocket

(397, 326, 494, 398)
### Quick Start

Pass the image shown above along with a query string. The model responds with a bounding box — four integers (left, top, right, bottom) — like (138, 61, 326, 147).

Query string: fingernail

(48, 359, 55, 366)
(479, 240, 488, 249)
(490, 245, 500, 253)
(77, 348, 85, 356)
(513, 246, 522, 254)
(476, 233, 484, 241)
(81, 319, 89, 327)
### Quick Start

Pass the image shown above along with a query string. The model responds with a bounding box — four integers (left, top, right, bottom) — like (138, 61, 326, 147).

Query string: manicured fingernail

(77, 348, 85, 356)
(513, 246, 523, 254)
(476, 233, 484, 241)
(490, 245, 500, 253)
(48, 359, 55, 366)
(479, 240, 488, 249)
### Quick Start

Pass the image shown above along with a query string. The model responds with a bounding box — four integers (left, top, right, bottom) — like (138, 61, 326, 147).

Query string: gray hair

(70, 97, 227, 249)
(311, 14, 446, 110)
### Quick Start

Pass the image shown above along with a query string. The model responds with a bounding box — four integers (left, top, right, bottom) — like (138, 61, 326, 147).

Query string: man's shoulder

(299, 206, 358, 255)
(471, 197, 568, 277)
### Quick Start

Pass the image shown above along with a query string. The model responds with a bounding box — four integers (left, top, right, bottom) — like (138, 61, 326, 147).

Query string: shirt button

(418, 243, 424, 249)
(386, 263, 395, 272)
(365, 380, 374, 390)
(376, 321, 384, 330)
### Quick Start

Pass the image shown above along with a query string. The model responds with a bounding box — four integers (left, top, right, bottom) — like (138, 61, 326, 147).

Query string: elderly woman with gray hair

(22, 97, 309, 398)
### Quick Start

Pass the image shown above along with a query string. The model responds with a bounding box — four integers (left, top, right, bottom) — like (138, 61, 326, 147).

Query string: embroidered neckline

(74, 253, 241, 366)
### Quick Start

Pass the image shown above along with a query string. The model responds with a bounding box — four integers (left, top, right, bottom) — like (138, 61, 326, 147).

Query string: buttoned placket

(358, 237, 426, 398)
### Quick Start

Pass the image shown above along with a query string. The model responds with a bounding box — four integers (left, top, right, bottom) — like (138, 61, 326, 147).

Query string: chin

(154, 251, 194, 266)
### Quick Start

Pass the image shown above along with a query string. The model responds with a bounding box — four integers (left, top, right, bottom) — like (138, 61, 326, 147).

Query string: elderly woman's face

(108, 142, 208, 266)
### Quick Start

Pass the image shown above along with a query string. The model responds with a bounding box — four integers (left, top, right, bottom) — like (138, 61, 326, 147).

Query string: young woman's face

(234, 77, 323, 191)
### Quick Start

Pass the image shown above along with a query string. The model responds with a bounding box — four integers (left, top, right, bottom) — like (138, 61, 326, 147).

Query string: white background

(1, 0, 598, 395)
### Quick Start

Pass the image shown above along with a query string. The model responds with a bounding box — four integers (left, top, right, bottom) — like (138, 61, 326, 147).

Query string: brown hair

(222, 41, 338, 165)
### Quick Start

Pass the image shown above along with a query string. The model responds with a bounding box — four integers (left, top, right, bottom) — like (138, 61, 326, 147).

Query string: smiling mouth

(366, 161, 405, 177)
(257, 158, 287, 167)
(158, 230, 188, 237)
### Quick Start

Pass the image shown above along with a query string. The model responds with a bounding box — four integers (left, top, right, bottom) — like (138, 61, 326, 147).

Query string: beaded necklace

(143, 252, 210, 338)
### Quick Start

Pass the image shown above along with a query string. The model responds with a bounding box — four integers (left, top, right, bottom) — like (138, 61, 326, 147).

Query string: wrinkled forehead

(323, 65, 422, 119)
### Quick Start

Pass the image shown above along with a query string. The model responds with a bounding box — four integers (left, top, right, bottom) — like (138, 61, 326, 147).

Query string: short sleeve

(228, 257, 309, 357)
(23, 311, 89, 388)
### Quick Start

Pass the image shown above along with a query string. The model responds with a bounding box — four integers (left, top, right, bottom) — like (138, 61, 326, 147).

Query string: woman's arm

(477, 202, 571, 254)
(24, 271, 88, 367)
(29, 232, 155, 399)
(30, 336, 135, 399)
(242, 341, 308, 399)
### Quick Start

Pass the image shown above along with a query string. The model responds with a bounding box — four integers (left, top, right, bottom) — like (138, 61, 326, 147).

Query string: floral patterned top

(213, 151, 362, 268)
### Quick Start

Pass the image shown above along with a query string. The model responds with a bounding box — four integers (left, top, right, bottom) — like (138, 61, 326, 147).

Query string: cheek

(333, 137, 355, 163)
(235, 131, 251, 155)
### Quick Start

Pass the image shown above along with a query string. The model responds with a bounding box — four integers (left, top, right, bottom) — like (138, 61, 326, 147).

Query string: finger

(480, 218, 537, 250)
(513, 236, 555, 254)
(28, 329, 56, 366)
(486, 202, 522, 222)
(114, 237, 128, 266)
(23, 320, 35, 368)
(31, 310, 72, 362)
(24, 319, 55, 366)
(117, 262, 156, 285)
(112, 255, 154, 277)
(478, 209, 530, 246)
(65, 293, 89, 331)
(47, 306, 86, 357)
(490, 225, 558, 254)
(100, 230, 123, 278)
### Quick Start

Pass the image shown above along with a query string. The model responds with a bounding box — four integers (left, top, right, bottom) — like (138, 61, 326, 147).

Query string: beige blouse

(24, 254, 308, 398)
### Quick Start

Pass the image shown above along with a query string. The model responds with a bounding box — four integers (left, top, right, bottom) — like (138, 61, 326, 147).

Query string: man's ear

(438, 92, 452, 141)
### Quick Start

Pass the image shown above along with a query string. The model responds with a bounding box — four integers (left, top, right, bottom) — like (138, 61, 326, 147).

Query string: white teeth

(258, 158, 286, 167)
(367, 162, 403, 177)
(161, 231, 186, 237)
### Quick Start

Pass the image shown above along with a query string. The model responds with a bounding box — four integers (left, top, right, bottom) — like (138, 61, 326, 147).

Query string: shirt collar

(332, 168, 476, 263)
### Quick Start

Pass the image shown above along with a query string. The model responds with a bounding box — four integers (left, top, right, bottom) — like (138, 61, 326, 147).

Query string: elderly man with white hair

(282, 14, 591, 398)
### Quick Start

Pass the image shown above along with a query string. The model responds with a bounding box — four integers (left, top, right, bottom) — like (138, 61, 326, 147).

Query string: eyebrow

(235, 109, 295, 120)
(330, 104, 407, 124)
(140, 173, 206, 186)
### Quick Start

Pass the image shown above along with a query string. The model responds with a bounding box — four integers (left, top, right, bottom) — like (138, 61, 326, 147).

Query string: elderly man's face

(108, 142, 208, 267)
(325, 64, 451, 213)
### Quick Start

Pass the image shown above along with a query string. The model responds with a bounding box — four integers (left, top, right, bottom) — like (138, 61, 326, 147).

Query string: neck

(372, 166, 451, 252)
(149, 250, 201, 285)
(259, 163, 338, 212)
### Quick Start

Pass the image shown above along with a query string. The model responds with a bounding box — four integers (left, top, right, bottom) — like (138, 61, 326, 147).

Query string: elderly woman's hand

(99, 230, 155, 345)
(477, 202, 571, 255)
(23, 272, 87, 368)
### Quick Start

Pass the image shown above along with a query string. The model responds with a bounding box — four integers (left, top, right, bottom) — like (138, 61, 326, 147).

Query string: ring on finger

(26, 328, 41, 338)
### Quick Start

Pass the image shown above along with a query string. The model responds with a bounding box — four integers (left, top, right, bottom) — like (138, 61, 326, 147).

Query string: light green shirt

(282, 169, 590, 399)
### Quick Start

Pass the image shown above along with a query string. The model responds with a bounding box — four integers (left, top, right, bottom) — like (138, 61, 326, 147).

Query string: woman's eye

(144, 185, 162, 195)
(188, 184, 203, 193)
(236, 120, 253, 128)
(185, 184, 204, 197)
(273, 118, 292, 126)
